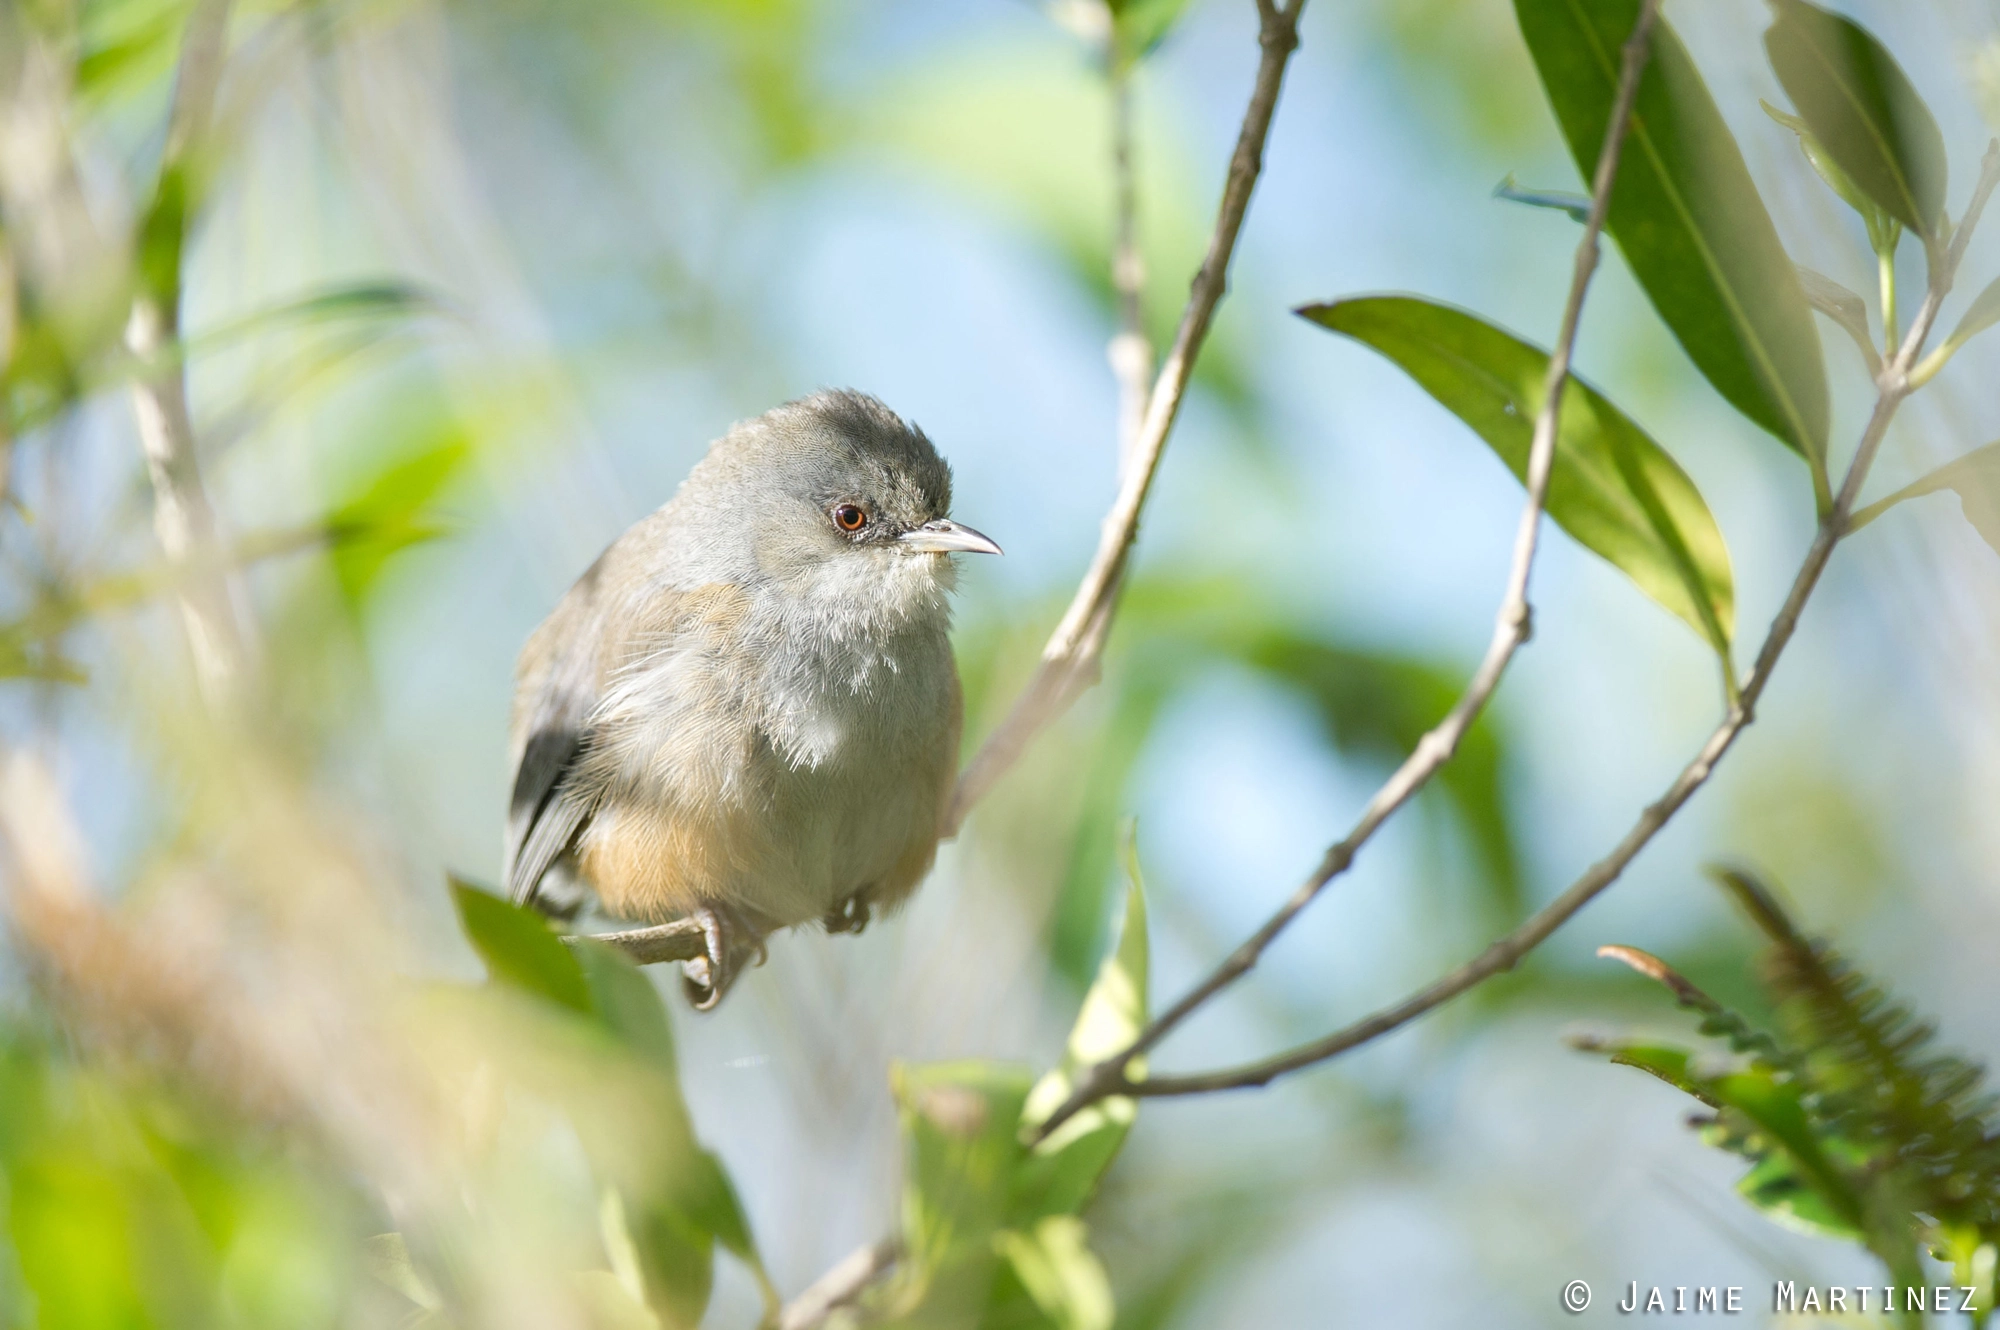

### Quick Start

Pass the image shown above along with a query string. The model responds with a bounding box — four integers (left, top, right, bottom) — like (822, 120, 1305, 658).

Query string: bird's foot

(680, 905, 768, 1010)
(821, 893, 872, 935)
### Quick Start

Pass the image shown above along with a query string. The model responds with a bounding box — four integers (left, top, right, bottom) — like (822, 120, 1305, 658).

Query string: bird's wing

(505, 722, 595, 907)
(505, 550, 620, 909)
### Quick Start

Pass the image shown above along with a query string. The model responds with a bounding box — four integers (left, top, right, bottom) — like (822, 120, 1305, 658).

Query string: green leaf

(992, 1217, 1115, 1330)
(1575, 1036, 1869, 1243)
(571, 941, 779, 1319)
(1107, 0, 1195, 68)
(1944, 275, 2000, 352)
(1850, 441, 2000, 556)
(1017, 848, 1149, 1221)
(326, 436, 469, 607)
(186, 281, 441, 359)
(1706, 1067, 1867, 1236)
(449, 877, 592, 1016)
(1765, 0, 1947, 239)
(1300, 295, 1736, 657)
(572, 939, 682, 1069)
(1794, 266, 1871, 345)
(1760, 100, 1896, 248)
(1573, 1036, 1721, 1105)
(1515, 0, 1830, 474)
(888, 1061, 1038, 1323)
(1733, 1149, 1865, 1242)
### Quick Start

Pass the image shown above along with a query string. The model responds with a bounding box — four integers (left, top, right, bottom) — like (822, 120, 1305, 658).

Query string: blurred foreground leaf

(452, 875, 593, 1015)
(1765, 0, 1946, 239)
(1515, 0, 1829, 480)
(874, 866, 1148, 1326)
(325, 435, 470, 608)
(0, 1028, 362, 1330)
(447, 882, 775, 1326)
(1107, 0, 1195, 69)
(1301, 295, 1735, 659)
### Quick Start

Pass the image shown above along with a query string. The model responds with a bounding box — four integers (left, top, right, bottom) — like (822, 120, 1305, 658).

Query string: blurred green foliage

(5, 0, 2000, 1326)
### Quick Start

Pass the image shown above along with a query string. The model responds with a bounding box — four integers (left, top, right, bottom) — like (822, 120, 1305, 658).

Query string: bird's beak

(899, 519, 1003, 556)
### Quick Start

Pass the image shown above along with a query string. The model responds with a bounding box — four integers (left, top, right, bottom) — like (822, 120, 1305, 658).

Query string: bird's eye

(832, 504, 868, 532)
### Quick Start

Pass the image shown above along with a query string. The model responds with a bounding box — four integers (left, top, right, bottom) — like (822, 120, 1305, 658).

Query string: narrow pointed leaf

(1760, 100, 1894, 244)
(1515, 0, 1830, 470)
(1765, 0, 1947, 238)
(1852, 441, 2000, 558)
(1302, 296, 1735, 655)
(1017, 846, 1149, 1221)
(1946, 276, 2000, 351)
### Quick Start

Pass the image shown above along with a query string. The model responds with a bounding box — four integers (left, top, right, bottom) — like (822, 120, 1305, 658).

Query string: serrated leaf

(1016, 845, 1148, 1223)
(1765, 0, 1947, 238)
(449, 877, 592, 1016)
(1301, 295, 1736, 657)
(1515, 0, 1829, 475)
(1707, 1068, 1867, 1236)
(1735, 1151, 1865, 1242)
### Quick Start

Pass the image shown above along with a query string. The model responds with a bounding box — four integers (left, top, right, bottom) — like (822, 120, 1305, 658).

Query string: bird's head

(694, 390, 1000, 616)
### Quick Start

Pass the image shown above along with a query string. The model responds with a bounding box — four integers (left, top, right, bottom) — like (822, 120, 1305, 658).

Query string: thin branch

(943, 0, 1308, 836)
(778, 1238, 902, 1330)
(126, 0, 249, 710)
(1108, 61, 1152, 476)
(1033, 0, 1665, 1141)
(1053, 135, 2000, 1113)
(770, 6, 1309, 1318)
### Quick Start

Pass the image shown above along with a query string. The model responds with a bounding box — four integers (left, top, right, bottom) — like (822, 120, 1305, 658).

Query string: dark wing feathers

(505, 724, 593, 906)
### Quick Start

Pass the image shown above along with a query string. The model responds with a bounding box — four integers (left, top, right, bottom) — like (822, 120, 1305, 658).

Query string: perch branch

(569, 919, 707, 966)
(1041, 136, 2000, 1117)
(778, 1238, 903, 1330)
(942, 0, 1308, 836)
(1034, 0, 1664, 1141)
(126, 0, 250, 709)
(772, 4, 1310, 1319)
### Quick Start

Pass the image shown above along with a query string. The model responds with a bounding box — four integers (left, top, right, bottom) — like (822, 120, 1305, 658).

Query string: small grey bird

(504, 391, 1000, 1008)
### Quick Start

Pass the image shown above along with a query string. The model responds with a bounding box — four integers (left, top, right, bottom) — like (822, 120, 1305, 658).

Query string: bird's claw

(680, 906, 768, 1010)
